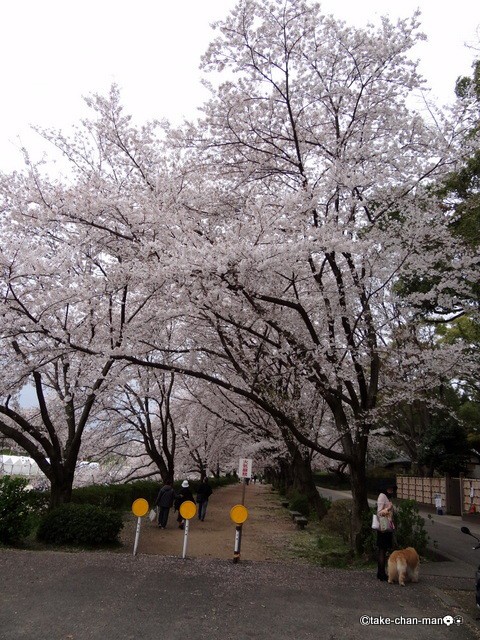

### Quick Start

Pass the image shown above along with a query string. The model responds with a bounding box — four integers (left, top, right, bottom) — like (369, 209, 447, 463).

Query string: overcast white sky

(1, 0, 479, 172)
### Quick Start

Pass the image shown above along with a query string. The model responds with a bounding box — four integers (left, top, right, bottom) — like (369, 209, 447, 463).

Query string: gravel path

(120, 482, 296, 561)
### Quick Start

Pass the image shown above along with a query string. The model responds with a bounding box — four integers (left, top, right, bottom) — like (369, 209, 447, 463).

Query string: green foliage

(37, 503, 124, 546)
(313, 472, 350, 490)
(70, 476, 236, 511)
(394, 499, 429, 555)
(358, 509, 378, 560)
(359, 501, 429, 559)
(455, 60, 480, 100)
(71, 481, 172, 510)
(418, 414, 470, 476)
(287, 491, 310, 517)
(319, 499, 352, 544)
(0, 477, 40, 544)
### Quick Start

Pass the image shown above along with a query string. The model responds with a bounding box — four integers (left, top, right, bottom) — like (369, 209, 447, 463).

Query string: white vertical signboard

(238, 458, 253, 478)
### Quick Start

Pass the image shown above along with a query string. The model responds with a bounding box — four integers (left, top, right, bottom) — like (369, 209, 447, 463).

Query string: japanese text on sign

(238, 458, 252, 478)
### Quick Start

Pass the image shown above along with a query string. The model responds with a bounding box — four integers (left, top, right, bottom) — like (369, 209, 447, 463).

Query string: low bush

(288, 492, 310, 517)
(37, 503, 124, 546)
(70, 476, 237, 512)
(319, 499, 352, 544)
(0, 476, 39, 545)
(394, 499, 429, 555)
(359, 500, 429, 559)
(358, 509, 378, 560)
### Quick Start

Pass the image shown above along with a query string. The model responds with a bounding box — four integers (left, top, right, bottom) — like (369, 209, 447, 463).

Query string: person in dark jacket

(175, 480, 195, 529)
(154, 480, 175, 529)
(196, 477, 213, 521)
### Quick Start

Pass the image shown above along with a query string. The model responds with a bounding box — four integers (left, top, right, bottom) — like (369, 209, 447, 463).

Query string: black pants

(158, 507, 170, 528)
(377, 531, 393, 578)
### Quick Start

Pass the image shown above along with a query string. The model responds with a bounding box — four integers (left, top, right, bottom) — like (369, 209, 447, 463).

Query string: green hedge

(0, 477, 40, 544)
(287, 491, 311, 517)
(394, 499, 429, 555)
(37, 503, 124, 546)
(70, 476, 237, 511)
(320, 499, 352, 544)
(317, 497, 429, 558)
(71, 482, 156, 510)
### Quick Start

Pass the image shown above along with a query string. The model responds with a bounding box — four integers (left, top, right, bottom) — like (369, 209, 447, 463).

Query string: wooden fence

(396, 475, 446, 508)
(397, 475, 480, 516)
(462, 478, 480, 515)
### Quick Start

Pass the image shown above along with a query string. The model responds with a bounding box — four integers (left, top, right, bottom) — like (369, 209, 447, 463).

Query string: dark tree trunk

(291, 449, 328, 519)
(348, 455, 370, 553)
(49, 473, 75, 509)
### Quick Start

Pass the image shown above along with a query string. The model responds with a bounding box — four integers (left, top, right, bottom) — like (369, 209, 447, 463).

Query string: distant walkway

(121, 482, 294, 561)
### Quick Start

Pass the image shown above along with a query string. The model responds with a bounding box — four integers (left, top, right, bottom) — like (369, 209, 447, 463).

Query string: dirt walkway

(120, 482, 296, 561)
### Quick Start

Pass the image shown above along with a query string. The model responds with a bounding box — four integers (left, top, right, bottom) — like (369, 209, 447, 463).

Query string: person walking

(154, 479, 176, 529)
(375, 482, 396, 581)
(196, 477, 213, 522)
(175, 480, 195, 529)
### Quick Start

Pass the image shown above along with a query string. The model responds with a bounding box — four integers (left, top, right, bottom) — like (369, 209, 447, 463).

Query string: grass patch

(285, 524, 373, 569)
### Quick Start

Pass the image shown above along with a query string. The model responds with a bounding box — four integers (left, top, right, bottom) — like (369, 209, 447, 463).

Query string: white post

(182, 518, 190, 559)
(233, 524, 242, 563)
(133, 516, 142, 556)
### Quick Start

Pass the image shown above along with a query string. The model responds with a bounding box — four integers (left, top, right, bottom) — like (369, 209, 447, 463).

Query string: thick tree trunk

(349, 456, 370, 554)
(291, 449, 328, 520)
(49, 474, 74, 509)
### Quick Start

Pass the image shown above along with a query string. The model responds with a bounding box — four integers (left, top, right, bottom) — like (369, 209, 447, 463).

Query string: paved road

(0, 549, 477, 640)
(1, 487, 479, 640)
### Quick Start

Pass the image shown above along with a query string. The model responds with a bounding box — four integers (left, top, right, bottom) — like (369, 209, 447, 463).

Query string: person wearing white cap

(174, 480, 195, 529)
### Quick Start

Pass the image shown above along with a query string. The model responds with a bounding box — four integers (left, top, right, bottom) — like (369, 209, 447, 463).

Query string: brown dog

(387, 547, 419, 586)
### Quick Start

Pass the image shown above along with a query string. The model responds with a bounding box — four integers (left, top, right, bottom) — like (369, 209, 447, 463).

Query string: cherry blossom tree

(150, 0, 475, 542)
(0, 87, 172, 506)
(0, 3, 477, 551)
(94, 367, 178, 483)
(178, 381, 285, 479)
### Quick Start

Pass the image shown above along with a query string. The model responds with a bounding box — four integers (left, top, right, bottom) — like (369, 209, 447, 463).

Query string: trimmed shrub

(71, 476, 237, 511)
(360, 500, 429, 559)
(37, 503, 124, 546)
(288, 492, 310, 517)
(71, 484, 135, 510)
(394, 499, 429, 555)
(358, 508, 378, 560)
(320, 499, 352, 544)
(0, 476, 38, 544)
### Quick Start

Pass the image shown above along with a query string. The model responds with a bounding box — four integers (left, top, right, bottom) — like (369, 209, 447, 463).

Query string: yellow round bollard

(230, 504, 248, 524)
(230, 504, 249, 563)
(132, 498, 149, 518)
(132, 498, 149, 557)
(179, 501, 197, 559)
(179, 500, 197, 520)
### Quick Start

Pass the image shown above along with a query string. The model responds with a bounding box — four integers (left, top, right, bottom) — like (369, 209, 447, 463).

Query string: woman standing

(376, 483, 396, 581)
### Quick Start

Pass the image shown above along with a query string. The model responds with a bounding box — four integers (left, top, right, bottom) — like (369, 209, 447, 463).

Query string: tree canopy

(0, 1, 478, 537)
